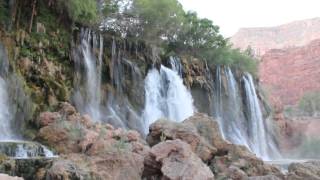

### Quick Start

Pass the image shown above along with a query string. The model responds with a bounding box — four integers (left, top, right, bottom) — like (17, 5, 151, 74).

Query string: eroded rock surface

(148, 140, 214, 180)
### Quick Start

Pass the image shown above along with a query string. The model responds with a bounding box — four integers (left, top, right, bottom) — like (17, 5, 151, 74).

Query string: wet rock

(147, 113, 226, 161)
(287, 161, 320, 179)
(147, 140, 214, 180)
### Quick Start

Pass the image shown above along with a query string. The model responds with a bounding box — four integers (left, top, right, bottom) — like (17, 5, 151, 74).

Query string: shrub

(296, 137, 320, 158)
(298, 91, 320, 116)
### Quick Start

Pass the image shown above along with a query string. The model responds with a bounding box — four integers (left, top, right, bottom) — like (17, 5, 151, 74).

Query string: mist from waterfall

(143, 65, 194, 133)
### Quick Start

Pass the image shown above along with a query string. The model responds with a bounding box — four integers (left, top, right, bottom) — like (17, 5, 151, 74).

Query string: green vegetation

(57, 0, 98, 25)
(296, 137, 320, 158)
(103, 0, 258, 74)
(298, 91, 320, 116)
(131, 0, 185, 44)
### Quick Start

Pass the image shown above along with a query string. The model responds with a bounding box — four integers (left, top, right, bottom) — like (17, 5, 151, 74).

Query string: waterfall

(143, 65, 194, 133)
(213, 66, 224, 137)
(110, 39, 124, 93)
(243, 73, 274, 159)
(212, 66, 279, 160)
(0, 77, 14, 140)
(213, 67, 249, 146)
(224, 68, 250, 147)
(0, 43, 14, 140)
(73, 29, 103, 122)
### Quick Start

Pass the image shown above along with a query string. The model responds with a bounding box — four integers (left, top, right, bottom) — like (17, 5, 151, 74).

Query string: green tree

(299, 91, 320, 116)
(131, 0, 185, 44)
(169, 12, 226, 57)
(57, 0, 98, 25)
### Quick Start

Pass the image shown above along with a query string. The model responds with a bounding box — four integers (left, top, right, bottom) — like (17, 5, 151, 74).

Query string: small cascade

(0, 141, 57, 159)
(143, 65, 194, 133)
(0, 76, 14, 140)
(110, 39, 124, 93)
(73, 29, 103, 122)
(213, 66, 224, 137)
(169, 56, 183, 77)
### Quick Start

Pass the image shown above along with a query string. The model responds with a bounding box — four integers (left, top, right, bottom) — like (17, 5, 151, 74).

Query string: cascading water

(169, 56, 183, 77)
(213, 66, 224, 137)
(0, 76, 14, 140)
(0, 43, 55, 158)
(243, 73, 279, 159)
(143, 65, 194, 133)
(0, 44, 14, 140)
(211, 66, 279, 160)
(224, 68, 250, 147)
(104, 39, 145, 131)
(73, 29, 103, 122)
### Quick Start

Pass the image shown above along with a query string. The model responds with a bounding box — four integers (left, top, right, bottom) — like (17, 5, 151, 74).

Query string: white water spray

(143, 65, 194, 133)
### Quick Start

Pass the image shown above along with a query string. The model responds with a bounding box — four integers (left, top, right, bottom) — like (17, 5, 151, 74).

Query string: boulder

(46, 152, 145, 180)
(147, 113, 283, 179)
(211, 144, 283, 179)
(147, 113, 228, 161)
(287, 161, 320, 179)
(146, 140, 214, 180)
(36, 103, 152, 180)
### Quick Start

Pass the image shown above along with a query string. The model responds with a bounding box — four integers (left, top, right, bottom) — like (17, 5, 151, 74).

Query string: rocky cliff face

(260, 39, 320, 107)
(231, 18, 320, 56)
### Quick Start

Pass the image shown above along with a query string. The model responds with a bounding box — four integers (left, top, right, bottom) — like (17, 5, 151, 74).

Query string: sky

(178, 0, 320, 37)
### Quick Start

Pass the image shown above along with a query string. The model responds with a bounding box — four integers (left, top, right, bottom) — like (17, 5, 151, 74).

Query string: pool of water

(0, 140, 58, 159)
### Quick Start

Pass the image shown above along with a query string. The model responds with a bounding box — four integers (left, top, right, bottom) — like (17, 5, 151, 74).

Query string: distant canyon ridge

(231, 17, 320, 108)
